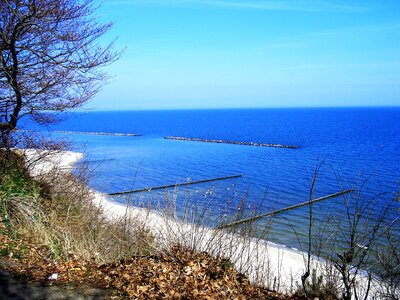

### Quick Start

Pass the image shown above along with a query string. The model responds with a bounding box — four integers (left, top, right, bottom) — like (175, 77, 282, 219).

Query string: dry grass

(0, 151, 301, 299)
(3, 150, 398, 299)
(0, 152, 155, 264)
(135, 189, 281, 291)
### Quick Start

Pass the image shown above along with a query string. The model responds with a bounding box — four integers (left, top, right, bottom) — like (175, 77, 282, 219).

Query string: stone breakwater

(164, 136, 300, 149)
(52, 130, 141, 137)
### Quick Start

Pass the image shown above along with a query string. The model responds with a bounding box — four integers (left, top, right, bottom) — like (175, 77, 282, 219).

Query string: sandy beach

(24, 149, 378, 297)
(23, 149, 313, 291)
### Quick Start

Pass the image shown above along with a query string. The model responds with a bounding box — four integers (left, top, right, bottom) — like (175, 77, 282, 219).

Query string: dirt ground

(0, 269, 111, 300)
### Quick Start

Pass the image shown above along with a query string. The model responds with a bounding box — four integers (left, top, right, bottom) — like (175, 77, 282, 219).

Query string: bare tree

(376, 223, 400, 299)
(0, 0, 120, 148)
(301, 161, 321, 293)
(375, 192, 400, 299)
(325, 188, 391, 300)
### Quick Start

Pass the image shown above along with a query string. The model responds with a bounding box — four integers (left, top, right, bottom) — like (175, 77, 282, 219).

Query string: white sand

(22, 149, 83, 177)
(32, 150, 313, 291)
(89, 187, 312, 290)
(26, 150, 381, 297)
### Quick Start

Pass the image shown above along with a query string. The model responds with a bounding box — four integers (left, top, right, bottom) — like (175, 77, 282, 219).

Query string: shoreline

(25, 150, 379, 296)
(47, 150, 313, 291)
(90, 189, 310, 291)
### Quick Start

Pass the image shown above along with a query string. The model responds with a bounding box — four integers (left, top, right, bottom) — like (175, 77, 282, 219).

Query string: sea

(24, 107, 400, 253)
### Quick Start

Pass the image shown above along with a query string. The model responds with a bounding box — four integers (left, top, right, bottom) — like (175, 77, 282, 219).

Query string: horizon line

(79, 105, 400, 112)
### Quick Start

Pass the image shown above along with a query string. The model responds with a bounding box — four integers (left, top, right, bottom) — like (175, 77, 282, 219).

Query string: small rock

(48, 273, 58, 280)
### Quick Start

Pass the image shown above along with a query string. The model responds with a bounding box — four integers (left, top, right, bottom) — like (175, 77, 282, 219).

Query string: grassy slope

(0, 153, 301, 299)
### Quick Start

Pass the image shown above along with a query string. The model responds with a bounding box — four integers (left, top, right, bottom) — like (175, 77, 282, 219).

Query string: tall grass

(120, 187, 289, 291)
(0, 150, 154, 264)
(3, 149, 399, 299)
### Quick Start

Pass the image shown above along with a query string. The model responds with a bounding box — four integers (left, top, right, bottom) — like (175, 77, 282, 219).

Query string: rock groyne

(164, 136, 300, 149)
(52, 130, 141, 137)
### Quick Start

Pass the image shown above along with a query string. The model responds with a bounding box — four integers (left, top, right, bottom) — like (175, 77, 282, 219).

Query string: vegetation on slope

(1, 150, 399, 299)
(0, 151, 301, 299)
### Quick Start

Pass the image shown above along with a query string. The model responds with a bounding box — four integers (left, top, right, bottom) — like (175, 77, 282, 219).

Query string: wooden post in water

(216, 188, 354, 230)
(107, 174, 243, 196)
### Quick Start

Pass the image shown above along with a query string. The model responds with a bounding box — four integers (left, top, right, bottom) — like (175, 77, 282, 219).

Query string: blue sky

(90, 0, 400, 110)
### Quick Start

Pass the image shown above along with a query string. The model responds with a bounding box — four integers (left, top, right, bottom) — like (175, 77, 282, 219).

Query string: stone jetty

(164, 136, 300, 149)
(52, 130, 141, 137)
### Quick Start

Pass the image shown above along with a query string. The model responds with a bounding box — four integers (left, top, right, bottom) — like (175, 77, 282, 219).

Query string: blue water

(25, 107, 400, 250)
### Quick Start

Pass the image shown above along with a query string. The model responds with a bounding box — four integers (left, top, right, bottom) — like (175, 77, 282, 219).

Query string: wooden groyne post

(216, 188, 354, 230)
(107, 174, 243, 196)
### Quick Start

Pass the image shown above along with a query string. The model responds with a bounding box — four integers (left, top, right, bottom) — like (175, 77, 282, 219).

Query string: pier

(164, 136, 299, 149)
